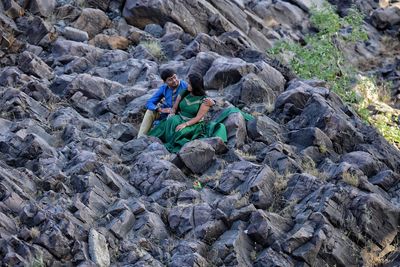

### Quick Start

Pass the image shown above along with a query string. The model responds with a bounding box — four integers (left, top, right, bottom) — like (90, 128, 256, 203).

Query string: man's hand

(203, 98, 215, 107)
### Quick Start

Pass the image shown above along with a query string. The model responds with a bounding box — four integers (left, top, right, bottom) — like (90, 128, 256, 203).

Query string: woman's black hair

(188, 73, 206, 96)
(161, 68, 176, 81)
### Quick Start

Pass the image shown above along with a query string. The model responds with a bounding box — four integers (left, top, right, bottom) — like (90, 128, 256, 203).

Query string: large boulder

(24, 0, 56, 17)
(73, 8, 111, 38)
(18, 51, 54, 80)
(204, 57, 256, 90)
(179, 140, 215, 174)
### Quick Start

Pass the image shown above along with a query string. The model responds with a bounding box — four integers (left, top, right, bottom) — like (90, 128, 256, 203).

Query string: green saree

(149, 94, 253, 153)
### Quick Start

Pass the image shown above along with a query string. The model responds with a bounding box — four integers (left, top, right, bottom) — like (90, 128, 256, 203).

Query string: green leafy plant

(354, 76, 400, 147)
(269, 3, 367, 103)
(269, 2, 400, 149)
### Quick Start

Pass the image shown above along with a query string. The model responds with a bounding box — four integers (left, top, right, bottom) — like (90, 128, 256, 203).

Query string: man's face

(165, 74, 179, 88)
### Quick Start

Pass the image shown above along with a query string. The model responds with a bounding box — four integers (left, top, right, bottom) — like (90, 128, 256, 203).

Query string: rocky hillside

(1, 0, 400, 266)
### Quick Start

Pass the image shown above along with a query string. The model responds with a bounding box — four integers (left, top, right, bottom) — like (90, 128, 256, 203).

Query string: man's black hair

(161, 69, 176, 81)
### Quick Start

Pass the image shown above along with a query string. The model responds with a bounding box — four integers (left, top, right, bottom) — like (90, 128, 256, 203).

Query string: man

(137, 68, 186, 138)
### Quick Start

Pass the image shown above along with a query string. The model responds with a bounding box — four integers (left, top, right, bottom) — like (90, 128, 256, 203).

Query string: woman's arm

(171, 95, 182, 114)
(176, 103, 210, 131)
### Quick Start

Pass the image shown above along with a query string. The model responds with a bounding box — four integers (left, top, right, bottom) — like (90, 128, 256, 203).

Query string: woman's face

(188, 83, 193, 92)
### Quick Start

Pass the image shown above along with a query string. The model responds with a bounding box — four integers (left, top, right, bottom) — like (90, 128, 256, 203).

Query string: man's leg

(137, 109, 158, 138)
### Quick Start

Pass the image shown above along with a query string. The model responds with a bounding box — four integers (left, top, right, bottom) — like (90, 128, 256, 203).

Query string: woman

(148, 73, 227, 153)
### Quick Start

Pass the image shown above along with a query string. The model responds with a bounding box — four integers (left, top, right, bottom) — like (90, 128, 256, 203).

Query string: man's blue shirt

(146, 80, 188, 114)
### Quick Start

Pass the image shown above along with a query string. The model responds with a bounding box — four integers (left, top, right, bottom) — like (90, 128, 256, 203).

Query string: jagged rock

(62, 57, 92, 75)
(223, 111, 247, 148)
(225, 73, 278, 108)
(371, 6, 400, 30)
(340, 151, 385, 177)
(89, 34, 129, 50)
(52, 39, 105, 63)
(55, 4, 81, 22)
(284, 173, 324, 202)
(286, 0, 325, 12)
(350, 193, 399, 248)
(179, 140, 215, 174)
(0, 88, 49, 123)
(91, 58, 158, 86)
(204, 57, 256, 90)
(246, 210, 292, 247)
(0, 67, 31, 87)
(200, 137, 228, 154)
(4, 0, 23, 19)
(369, 170, 400, 191)
(162, 37, 185, 60)
(73, 8, 111, 38)
(210, 224, 254, 267)
(259, 142, 302, 174)
(123, 0, 208, 35)
(0, 211, 17, 233)
(64, 73, 124, 100)
(107, 208, 135, 239)
(36, 225, 71, 259)
(144, 23, 163, 38)
(247, 115, 285, 145)
(148, 179, 187, 206)
(131, 211, 169, 241)
(177, 189, 201, 205)
(168, 203, 226, 241)
(131, 44, 158, 61)
(24, 0, 56, 18)
(170, 252, 209, 267)
(187, 51, 219, 76)
(62, 27, 89, 42)
(87, 0, 110, 11)
(217, 161, 259, 194)
(19, 16, 53, 45)
(72, 241, 92, 263)
(119, 136, 164, 163)
(276, 85, 364, 153)
(18, 51, 54, 80)
(88, 229, 110, 267)
(282, 222, 315, 254)
(130, 153, 185, 195)
(0, 1, 399, 266)
(288, 127, 333, 150)
(181, 34, 226, 59)
(21, 81, 59, 103)
(254, 247, 296, 267)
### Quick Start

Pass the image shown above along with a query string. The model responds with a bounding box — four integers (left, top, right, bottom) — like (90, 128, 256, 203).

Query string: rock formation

(0, 0, 399, 266)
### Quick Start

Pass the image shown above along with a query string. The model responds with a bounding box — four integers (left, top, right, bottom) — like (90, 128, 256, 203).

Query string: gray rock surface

(88, 229, 110, 267)
(0, 1, 399, 266)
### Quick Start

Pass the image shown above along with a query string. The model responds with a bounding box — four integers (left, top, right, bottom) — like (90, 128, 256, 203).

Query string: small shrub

(235, 149, 257, 161)
(140, 40, 166, 61)
(31, 255, 44, 267)
(342, 172, 359, 187)
(30, 227, 41, 239)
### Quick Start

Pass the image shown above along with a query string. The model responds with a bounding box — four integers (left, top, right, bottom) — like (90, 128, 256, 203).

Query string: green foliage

(374, 115, 400, 144)
(354, 76, 400, 147)
(269, 2, 400, 148)
(268, 2, 367, 103)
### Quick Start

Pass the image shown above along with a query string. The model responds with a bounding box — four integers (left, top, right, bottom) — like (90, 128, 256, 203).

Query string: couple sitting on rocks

(138, 69, 252, 153)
